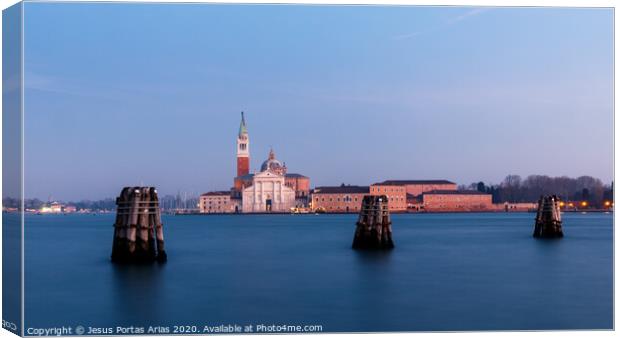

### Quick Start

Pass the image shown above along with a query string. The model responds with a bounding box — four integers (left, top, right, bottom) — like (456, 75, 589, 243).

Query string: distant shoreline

(4, 209, 612, 216)
(171, 210, 613, 216)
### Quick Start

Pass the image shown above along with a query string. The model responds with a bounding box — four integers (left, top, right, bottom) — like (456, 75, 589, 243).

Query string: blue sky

(22, 3, 613, 200)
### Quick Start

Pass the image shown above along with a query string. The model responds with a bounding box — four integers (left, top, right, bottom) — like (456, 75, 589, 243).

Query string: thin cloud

(448, 8, 490, 24)
(24, 71, 55, 92)
(391, 7, 491, 41)
(24, 71, 167, 101)
(391, 31, 422, 41)
(24, 72, 113, 99)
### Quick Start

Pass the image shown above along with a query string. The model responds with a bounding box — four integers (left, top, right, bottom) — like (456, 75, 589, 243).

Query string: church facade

(200, 112, 310, 213)
(241, 170, 296, 213)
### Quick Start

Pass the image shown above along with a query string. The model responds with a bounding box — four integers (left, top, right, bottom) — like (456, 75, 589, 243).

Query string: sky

(21, 3, 613, 201)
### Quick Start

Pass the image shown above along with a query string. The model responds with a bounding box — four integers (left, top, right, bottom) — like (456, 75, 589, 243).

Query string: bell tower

(236, 111, 250, 177)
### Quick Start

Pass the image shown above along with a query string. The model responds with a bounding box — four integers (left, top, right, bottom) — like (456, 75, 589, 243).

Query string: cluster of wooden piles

(111, 187, 167, 263)
(352, 195, 394, 250)
(533, 195, 564, 238)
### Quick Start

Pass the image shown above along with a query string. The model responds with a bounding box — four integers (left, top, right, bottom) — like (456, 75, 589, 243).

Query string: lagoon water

(23, 212, 612, 333)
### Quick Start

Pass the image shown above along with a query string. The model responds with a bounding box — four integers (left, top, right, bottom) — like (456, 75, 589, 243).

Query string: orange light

(604, 201, 611, 207)
(568, 202, 574, 207)
(559, 201, 565, 207)
(581, 201, 588, 207)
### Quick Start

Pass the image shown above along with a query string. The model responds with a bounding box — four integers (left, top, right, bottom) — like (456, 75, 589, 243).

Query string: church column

(254, 182, 260, 212)
(261, 181, 266, 211)
(275, 181, 281, 209)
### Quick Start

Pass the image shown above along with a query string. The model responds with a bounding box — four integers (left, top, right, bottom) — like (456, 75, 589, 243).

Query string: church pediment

(254, 170, 284, 179)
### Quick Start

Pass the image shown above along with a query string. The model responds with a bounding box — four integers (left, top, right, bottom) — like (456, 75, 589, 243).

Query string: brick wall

(422, 193, 493, 212)
(370, 184, 407, 211)
(405, 183, 457, 196)
(285, 176, 311, 197)
(199, 195, 234, 213)
(311, 193, 367, 213)
(236, 157, 249, 177)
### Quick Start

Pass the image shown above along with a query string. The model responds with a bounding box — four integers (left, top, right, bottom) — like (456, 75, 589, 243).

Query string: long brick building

(311, 185, 369, 213)
(422, 190, 493, 212)
(376, 179, 457, 196)
(311, 180, 493, 213)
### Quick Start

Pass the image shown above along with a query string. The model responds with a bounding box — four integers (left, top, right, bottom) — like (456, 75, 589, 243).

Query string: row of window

(426, 204, 487, 208)
(314, 196, 405, 203)
(201, 197, 229, 201)
(204, 200, 227, 205)
(427, 197, 489, 201)
(323, 205, 361, 210)
(371, 187, 405, 193)
(200, 205, 232, 212)
(314, 196, 360, 203)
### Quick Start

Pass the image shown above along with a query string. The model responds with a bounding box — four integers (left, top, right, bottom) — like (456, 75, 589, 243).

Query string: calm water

(22, 212, 612, 333)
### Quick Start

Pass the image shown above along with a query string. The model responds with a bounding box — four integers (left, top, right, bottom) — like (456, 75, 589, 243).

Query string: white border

(0, 2, 616, 338)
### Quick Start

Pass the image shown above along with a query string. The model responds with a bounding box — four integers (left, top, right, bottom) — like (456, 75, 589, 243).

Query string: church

(200, 112, 310, 213)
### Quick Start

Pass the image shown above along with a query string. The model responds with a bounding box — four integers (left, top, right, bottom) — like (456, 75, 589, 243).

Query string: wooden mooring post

(533, 195, 564, 238)
(111, 187, 167, 263)
(352, 195, 394, 249)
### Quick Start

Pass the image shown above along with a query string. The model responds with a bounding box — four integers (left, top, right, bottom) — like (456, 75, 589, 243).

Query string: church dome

(260, 149, 287, 175)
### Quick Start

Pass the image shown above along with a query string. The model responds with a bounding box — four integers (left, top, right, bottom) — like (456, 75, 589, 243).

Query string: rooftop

(236, 173, 308, 179)
(236, 173, 255, 180)
(378, 180, 456, 186)
(285, 173, 308, 178)
(424, 190, 489, 195)
(201, 191, 231, 197)
(313, 186, 370, 194)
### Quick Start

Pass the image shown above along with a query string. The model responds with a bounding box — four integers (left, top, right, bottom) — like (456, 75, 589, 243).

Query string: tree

(582, 188, 590, 201)
(487, 174, 609, 206)
(501, 175, 522, 202)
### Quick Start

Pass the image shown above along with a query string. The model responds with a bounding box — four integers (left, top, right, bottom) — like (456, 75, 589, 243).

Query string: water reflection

(109, 262, 167, 326)
(353, 249, 394, 264)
